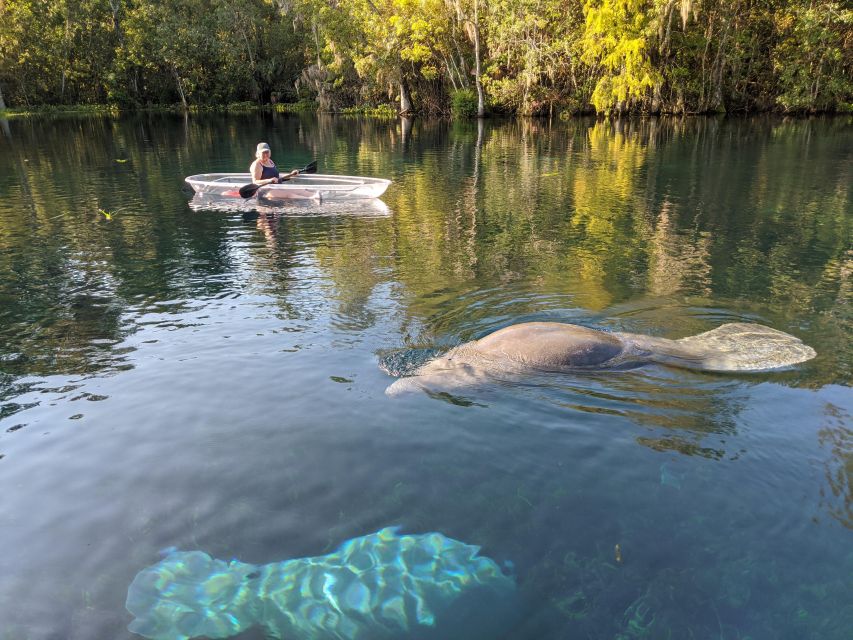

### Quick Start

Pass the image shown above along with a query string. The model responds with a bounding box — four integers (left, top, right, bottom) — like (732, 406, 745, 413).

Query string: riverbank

(0, 100, 410, 119)
(2, 101, 851, 121)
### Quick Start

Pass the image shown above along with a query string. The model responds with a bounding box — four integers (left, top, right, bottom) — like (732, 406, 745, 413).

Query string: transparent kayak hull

(185, 173, 391, 200)
(187, 192, 393, 217)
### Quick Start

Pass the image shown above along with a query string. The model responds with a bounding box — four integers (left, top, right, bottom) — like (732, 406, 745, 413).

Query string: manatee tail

(632, 323, 816, 372)
(126, 550, 259, 640)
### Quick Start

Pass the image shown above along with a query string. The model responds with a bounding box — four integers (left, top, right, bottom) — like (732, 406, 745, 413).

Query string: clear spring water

(0, 113, 850, 639)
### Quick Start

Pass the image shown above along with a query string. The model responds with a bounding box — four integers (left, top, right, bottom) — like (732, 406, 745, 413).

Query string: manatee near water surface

(385, 322, 816, 396)
(126, 527, 516, 640)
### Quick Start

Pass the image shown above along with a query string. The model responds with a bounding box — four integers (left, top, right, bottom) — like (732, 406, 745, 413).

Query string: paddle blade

(239, 183, 261, 198)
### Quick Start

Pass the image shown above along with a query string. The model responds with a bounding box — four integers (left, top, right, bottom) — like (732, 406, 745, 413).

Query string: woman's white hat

(256, 142, 271, 154)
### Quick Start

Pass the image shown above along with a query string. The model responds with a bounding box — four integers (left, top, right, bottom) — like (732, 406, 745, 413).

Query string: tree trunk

(0, 83, 8, 139)
(399, 76, 412, 114)
(16, 70, 31, 107)
(173, 66, 188, 110)
(452, 36, 469, 87)
(311, 19, 329, 111)
(709, 7, 734, 113)
(650, 85, 661, 114)
(61, 11, 72, 102)
(109, 0, 124, 44)
(473, 0, 485, 117)
(442, 53, 459, 91)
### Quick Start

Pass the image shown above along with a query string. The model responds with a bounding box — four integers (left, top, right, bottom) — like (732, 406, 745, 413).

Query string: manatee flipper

(631, 322, 817, 372)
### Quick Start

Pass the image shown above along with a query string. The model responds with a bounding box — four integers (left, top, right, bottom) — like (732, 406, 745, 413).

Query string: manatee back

(254, 527, 515, 640)
(471, 322, 624, 368)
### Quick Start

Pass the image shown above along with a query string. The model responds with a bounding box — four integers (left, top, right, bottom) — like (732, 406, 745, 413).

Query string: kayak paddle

(239, 161, 318, 198)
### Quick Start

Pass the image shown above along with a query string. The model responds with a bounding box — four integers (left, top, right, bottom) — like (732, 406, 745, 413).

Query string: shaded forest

(0, 0, 850, 115)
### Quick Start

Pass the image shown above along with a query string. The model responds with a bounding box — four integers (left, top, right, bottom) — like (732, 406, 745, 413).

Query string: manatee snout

(385, 376, 426, 396)
(385, 356, 487, 396)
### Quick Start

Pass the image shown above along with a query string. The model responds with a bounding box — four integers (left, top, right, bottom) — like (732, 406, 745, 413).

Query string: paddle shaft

(239, 161, 317, 198)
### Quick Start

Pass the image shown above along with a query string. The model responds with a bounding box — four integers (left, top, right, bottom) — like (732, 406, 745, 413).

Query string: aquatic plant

(126, 527, 516, 640)
(619, 586, 659, 639)
(658, 462, 682, 490)
(553, 590, 590, 620)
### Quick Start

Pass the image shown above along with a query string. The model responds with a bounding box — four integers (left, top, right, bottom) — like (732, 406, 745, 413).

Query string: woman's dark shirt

(260, 162, 279, 180)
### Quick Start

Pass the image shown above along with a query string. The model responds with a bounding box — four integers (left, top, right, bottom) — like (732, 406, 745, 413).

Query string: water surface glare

(0, 113, 851, 639)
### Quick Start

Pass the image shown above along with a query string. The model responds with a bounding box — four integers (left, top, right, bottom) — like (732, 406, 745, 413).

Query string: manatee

(385, 322, 816, 396)
(126, 527, 516, 640)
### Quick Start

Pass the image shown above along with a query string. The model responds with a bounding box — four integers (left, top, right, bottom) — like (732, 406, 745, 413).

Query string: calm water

(0, 113, 851, 639)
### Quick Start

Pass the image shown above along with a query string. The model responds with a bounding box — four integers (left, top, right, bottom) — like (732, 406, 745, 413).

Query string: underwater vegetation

(126, 527, 516, 640)
(526, 525, 853, 640)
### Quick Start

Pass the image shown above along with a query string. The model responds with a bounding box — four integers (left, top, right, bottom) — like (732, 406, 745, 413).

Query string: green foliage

(2, 103, 122, 117)
(484, 0, 587, 115)
(772, 1, 853, 113)
(274, 99, 317, 113)
(225, 101, 259, 112)
(340, 104, 398, 118)
(0, 0, 850, 114)
(451, 89, 478, 118)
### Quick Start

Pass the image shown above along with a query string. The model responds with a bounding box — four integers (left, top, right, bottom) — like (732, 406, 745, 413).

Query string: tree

(581, 0, 662, 114)
(484, 0, 588, 115)
(773, 0, 853, 112)
(123, 0, 216, 108)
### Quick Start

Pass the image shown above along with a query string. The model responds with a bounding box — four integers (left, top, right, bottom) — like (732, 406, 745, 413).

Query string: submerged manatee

(126, 527, 516, 640)
(385, 322, 816, 396)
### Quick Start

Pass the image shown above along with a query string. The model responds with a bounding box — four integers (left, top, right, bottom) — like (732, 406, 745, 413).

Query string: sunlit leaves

(581, 0, 662, 114)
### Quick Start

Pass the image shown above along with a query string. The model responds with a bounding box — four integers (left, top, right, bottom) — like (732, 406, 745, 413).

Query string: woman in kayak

(250, 142, 299, 186)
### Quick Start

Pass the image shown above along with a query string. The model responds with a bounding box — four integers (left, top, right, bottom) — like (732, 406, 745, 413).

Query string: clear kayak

(187, 192, 393, 217)
(184, 173, 391, 201)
